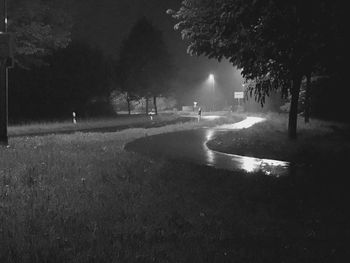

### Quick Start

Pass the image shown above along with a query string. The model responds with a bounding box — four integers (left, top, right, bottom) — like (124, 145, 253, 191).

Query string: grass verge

(0, 113, 348, 262)
(8, 113, 187, 137)
(207, 112, 350, 164)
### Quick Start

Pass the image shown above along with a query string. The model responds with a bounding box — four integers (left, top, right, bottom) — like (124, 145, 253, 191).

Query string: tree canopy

(169, 0, 344, 138)
(8, 0, 73, 67)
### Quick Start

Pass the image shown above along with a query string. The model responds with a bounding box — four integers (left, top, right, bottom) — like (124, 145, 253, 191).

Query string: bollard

(72, 112, 77, 124)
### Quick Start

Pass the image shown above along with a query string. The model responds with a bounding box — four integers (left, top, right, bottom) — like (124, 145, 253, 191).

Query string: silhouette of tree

(116, 17, 175, 115)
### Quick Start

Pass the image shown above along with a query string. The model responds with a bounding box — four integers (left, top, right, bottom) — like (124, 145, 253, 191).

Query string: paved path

(125, 117, 290, 176)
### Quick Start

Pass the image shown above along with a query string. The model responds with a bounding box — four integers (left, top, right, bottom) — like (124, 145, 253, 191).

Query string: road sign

(234, 92, 244, 99)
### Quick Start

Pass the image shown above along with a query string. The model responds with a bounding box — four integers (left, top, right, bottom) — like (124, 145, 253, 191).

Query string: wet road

(125, 117, 290, 176)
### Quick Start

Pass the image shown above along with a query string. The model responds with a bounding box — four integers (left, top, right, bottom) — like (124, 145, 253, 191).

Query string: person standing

(198, 107, 202, 121)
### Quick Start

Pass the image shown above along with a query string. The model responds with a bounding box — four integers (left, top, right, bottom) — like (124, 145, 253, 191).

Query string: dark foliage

(115, 17, 175, 114)
(8, 0, 73, 67)
(9, 42, 114, 122)
(309, 77, 349, 122)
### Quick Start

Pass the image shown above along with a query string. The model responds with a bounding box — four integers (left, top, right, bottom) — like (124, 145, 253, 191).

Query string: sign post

(234, 91, 244, 112)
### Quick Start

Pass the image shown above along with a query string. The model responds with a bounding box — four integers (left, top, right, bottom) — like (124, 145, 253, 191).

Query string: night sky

(71, 0, 244, 105)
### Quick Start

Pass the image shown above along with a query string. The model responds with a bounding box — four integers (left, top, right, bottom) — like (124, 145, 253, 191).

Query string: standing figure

(198, 107, 202, 121)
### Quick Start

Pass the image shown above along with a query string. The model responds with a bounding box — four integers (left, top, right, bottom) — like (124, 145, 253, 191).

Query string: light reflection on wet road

(125, 117, 290, 176)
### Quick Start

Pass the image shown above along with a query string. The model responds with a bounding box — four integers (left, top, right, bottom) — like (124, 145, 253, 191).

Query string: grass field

(0, 113, 348, 262)
(207, 112, 350, 163)
(8, 113, 195, 137)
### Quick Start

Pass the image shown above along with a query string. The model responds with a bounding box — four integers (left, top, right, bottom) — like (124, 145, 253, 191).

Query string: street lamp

(209, 74, 215, 111)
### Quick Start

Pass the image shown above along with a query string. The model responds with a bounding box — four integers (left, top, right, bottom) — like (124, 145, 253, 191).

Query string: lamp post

(0, 0, 9, 145)
(209, 74, 215, 111)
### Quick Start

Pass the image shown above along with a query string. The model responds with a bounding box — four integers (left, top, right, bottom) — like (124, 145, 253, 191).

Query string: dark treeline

(243, 72, 348, 122)
(8, 16, 175, 122)
(306, 75, 348, 122)
(9, 42, 114, 122)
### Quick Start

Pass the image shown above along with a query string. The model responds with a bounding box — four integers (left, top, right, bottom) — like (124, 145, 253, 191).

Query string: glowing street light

(209, 73, 214, 82)
(209, 74, 215, 111)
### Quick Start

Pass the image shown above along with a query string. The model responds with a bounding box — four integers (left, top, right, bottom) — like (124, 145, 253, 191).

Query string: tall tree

(114, 55, 140, 115)
(169, 0, 343, 139)
(116, 17, 174, 115)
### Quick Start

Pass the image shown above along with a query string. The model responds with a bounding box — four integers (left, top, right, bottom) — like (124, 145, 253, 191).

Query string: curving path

(125, 117, 290, 177)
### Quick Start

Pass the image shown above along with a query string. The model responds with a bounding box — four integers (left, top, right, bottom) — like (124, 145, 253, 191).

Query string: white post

(72, 112, 77, 124)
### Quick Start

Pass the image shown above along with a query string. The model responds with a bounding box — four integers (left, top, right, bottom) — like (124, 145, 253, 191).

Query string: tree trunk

(304, 73, 311, 123)
(0, 61, 8, 145)
(145, 97, 149, 115)
(288, 75, 302, 139)
(127, 96, 131, 115)
(153, 96, 158, 115)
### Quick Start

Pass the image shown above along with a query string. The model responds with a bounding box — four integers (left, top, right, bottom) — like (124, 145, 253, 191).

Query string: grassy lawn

(207, 112, 350, 164)
(0, 113, 348, 262)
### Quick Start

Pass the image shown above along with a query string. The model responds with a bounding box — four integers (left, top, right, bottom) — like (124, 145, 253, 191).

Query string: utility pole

(0, 0, 9, 145)
(209, 74, 215, 112)
(212, 77, 215, 111)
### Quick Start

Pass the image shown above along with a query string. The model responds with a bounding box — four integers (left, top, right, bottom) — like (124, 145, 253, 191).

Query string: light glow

(203, 116, 290, 176)
(201, 115, 221, 121)
(215, 117, 265, 130)
(239, 156, 258, 173)
(209, 74, 214, 82)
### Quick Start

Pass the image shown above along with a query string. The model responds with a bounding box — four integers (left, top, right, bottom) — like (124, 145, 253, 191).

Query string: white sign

(234, 92, 244, 99)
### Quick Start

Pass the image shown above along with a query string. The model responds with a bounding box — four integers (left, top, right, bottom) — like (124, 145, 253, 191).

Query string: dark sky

(71, 0, 244, 105)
